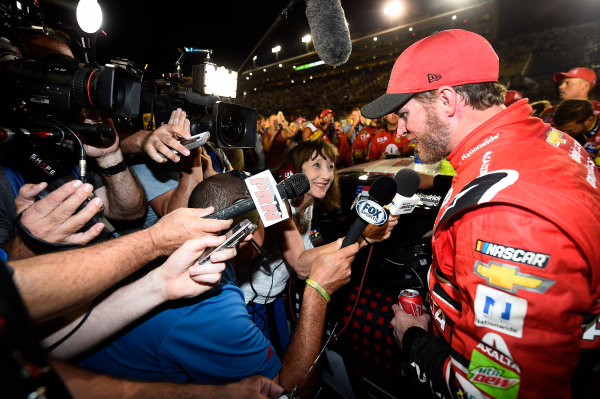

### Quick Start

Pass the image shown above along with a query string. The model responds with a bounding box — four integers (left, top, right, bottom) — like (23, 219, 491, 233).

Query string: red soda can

(398, 289, 423, 317)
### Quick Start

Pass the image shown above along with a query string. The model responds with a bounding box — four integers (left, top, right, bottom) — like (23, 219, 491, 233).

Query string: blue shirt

(78, 276, 281, 384)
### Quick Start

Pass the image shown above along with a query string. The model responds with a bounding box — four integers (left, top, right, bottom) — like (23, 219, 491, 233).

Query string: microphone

(341, 176, 397, 248)
(207, 173, 310, 220)
(305, 0, 352, 66)
(388, 169, 422, 216)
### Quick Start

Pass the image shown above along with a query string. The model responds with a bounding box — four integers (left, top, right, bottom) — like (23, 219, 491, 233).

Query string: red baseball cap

(362, 29, 499, 118)
(320, 109, 335, 118)
(504, 90, 523, 106)
(553, 67, 596, 87)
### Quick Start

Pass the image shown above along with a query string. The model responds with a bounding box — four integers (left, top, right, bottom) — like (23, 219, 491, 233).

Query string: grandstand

(233, 0, 600, 120)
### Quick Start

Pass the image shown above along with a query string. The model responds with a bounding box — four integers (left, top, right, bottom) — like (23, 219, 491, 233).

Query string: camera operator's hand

(16, 180, 104, 246)
(148, 206, 233, 256)
(81, 118, 121, 161)
(150, 236, 232, 301)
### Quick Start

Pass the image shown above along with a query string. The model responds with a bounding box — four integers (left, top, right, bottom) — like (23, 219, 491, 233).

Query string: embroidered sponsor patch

(474, 285, 527, 338)
(468, 346, 520, 399)
(545, 128, 566, 147)
(475, 240, 550, 268)
(474, 261, 555, 294)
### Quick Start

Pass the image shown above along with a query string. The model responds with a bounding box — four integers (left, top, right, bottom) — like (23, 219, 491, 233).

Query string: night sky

(38, 0, 600, 79)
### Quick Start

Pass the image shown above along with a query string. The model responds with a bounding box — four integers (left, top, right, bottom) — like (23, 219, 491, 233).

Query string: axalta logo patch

(474, 261, 555, 294)
(475, 240, 550, 268)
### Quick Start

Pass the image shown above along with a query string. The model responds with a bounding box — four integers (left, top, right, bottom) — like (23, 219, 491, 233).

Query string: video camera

(0, 36, 141, 119)
(141, 47, 256, 149)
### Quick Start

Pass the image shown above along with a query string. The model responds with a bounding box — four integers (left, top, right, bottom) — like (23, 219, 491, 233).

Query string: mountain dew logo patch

(468, 348, 520, 398)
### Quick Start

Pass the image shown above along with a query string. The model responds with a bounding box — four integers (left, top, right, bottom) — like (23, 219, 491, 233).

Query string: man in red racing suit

(361, 29, 600, 399)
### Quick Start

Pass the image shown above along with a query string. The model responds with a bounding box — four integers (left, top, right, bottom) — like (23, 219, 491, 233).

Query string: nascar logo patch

(475, 240, 550, 268)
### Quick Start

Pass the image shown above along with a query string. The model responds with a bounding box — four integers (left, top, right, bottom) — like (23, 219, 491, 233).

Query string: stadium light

(383, 1, 403, 26)
(302, 34, 311, 52)
(272, 45, 281, 61)
(76, 0, 103, 33)
(383, 1, 403, 17)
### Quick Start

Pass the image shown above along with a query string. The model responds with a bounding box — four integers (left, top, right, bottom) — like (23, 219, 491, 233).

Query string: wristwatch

(98, 160, 128, 176)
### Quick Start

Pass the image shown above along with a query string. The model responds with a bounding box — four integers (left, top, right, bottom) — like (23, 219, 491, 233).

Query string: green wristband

(305, 278, 330, 303)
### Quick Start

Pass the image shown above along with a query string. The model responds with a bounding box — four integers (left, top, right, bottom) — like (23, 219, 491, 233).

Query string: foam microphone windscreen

(369, 175, 398, 205)
(279, 173, 310, 199)
(305, 0, 352, 66)
(393, 169, 421, 197)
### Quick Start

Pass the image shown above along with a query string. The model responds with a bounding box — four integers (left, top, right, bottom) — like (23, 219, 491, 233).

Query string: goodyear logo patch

(468, 345, 520, 399)
(475, 240, 550, 268)
(474, 261, 555, 294)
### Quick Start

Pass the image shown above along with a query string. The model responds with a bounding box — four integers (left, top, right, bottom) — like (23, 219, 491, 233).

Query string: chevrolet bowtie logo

(546, 128, 567, 147)
(474, 261, 555, 294)
(428, 74, 442, 83)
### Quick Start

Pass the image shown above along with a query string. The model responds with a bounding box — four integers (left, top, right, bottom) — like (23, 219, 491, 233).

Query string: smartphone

(172, 131, 210, 155)
(197, 219, 256, 265)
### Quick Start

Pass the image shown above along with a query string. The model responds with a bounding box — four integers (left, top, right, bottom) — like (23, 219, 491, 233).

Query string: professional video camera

(141, 47, 256, 149)
(0, 36, 141, 119)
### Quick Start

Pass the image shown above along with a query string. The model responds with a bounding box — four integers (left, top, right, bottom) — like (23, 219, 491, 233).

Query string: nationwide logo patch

(475, 240, 550, 268)
(428, 73, 442, 83)
(474, 285, 527, 338)
(474, 261, 555, 294)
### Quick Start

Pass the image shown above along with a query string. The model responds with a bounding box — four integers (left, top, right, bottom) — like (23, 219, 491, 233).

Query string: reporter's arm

(51, 360, 283, 399)
(10, 207, 232, 323)
(84, 121, 145, 221)
(43, 236, 231, 359)
(275, 239, 357, 391)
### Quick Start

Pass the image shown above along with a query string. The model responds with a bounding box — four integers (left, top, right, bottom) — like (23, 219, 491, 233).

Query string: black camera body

(1, 53, 141, 118)
(141, 76, 256, 149)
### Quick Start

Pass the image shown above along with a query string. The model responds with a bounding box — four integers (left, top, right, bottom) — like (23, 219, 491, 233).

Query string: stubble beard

(418, 107, 451, 164)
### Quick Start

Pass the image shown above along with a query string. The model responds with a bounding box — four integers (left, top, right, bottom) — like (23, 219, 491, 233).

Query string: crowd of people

(0, 17, 599, 399)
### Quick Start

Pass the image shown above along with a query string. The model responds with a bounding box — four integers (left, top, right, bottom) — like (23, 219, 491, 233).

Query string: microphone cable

(334, 243, 374, 339)
(46, 117, 87, 184)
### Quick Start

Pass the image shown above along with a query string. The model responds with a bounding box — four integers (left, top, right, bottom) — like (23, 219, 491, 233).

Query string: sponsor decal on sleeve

(473, 261, 555, 294)
(474, 285, 527, 338)
(545, 128, 567, 147)
(475, 240, 550, 268)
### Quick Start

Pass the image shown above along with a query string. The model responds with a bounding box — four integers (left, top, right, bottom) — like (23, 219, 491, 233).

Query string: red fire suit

(351, 126, 376, 164)
(402, 100, 600, 398)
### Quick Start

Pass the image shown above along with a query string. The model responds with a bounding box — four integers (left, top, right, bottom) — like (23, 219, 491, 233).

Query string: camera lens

(218, 106, 245, 147)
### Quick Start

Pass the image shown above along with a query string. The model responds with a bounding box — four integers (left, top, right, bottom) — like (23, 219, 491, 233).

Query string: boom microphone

(207, 173, 310, 220)
(388, 169, 421, 216)
(305, 0, 352, 66)
(341, 176, 397, 248)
